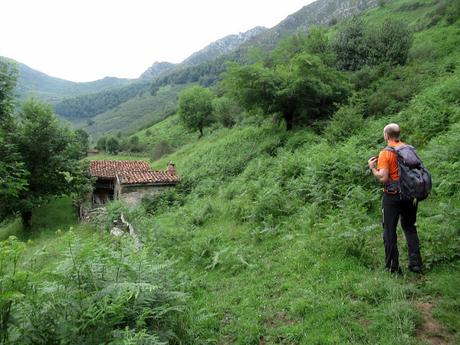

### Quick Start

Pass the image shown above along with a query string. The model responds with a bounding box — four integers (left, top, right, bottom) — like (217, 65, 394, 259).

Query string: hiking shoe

(409, 265, 422, 274)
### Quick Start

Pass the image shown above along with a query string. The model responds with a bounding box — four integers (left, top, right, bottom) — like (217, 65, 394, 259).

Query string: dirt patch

(264, 311, 296, 328)
(415, 301, 454, 345)
(360, 318, 372, 328)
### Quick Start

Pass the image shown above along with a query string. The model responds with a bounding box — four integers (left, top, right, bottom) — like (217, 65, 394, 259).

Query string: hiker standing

(368, 123, 430, 274)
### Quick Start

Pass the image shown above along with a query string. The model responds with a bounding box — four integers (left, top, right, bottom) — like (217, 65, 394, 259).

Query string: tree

(0, 58, 17, 123)
(225, 54, 351, 130)
(74, 128, 90, 159)
(370, 19, 412, 67)
(106, 137, 120, 154)
(0, 60, 28, 220)
(129, 135, 143, 152)
(3, 99, 91, 228)
(96, 136, 107, 151)
(333, 17, 370, 71)
(178, 86, 215, 137)
(212, 97, 240, 128)
(334, 17, 412, 71)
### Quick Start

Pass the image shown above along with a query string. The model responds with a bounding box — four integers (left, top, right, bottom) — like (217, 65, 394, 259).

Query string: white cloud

(0, 0, 314, 81)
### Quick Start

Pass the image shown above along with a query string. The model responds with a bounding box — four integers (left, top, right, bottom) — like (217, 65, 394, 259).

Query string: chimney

(167, 162, 176, 175)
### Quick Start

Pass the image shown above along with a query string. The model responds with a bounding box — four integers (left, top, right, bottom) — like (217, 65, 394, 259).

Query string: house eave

(120, 182, 178, 187)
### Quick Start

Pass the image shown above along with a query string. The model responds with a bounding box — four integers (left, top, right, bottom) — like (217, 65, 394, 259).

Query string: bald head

(384, 123, 400, 141)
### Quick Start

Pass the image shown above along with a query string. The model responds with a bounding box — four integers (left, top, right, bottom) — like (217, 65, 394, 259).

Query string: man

(368, 123, 422, 274)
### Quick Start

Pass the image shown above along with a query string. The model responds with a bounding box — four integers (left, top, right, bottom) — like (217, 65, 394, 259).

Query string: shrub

(401, 75, 460, 146)
(212, 97, 240, 128)
(334, 18, 412, 71)
(324, 96, 365, 143)
(4, 232, 190, 344)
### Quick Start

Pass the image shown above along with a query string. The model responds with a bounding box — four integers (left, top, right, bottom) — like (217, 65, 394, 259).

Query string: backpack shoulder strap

(384, 144, 408, 154)
(384, 146, 396, 153)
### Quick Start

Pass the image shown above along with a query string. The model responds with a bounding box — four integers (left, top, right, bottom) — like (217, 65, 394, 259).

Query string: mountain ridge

(1, 56, 133, 105)
(10, 0, 380, 134)
(181, 26, 267, 66)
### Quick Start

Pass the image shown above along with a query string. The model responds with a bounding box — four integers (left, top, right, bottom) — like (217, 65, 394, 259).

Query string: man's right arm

(368, 154, 390, 183)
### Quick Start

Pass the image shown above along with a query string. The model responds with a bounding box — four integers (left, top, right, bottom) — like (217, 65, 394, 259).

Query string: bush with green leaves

(212, 97, 240, 128)
(0, 237, 28, 344)
(334, 17, 412, 71)
(401, 74, 460, 146)
(1, 231, 189, 345)
(324, 96, 365, 143)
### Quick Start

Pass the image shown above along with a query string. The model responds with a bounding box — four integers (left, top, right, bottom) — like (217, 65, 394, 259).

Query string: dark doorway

(92, 178, 115, 205)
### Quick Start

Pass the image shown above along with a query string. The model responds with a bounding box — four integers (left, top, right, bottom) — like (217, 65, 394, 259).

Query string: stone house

(89, 160, 179, 207)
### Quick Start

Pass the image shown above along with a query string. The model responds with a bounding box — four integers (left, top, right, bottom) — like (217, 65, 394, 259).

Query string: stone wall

(119, 184, 171, 207)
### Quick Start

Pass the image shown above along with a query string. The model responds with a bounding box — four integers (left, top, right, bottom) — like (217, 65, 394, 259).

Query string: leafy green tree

(270, 33, 310, 66)
(212, 97, 240, 128)
(225, 54, 351, 130)
(96, 136, 107, 151)
(370, 19, 412, 67)
(106, 137, 120, 154)
(178, 86, 215, 137)
(334, 17, 370, 71)
(334, 17, 412, 70)
(74, 128, 90, 158)
(304, 27, 335, 65)
(129, 135, 144, 152)
(0, 59, 17, 123)
(0, 60, 28, 220)
(270, 28, 333, 67)
(2, 99, 91, 228)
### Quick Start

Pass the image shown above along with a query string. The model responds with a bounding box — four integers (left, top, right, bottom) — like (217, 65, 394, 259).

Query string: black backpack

(385, 145, 432, 201)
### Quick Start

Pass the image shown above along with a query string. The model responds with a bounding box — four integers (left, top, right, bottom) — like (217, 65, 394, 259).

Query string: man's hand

(368, 156, 378, 170)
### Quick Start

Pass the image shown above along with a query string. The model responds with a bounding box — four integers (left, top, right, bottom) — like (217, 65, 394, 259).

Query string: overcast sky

(1, 0, 315, 82)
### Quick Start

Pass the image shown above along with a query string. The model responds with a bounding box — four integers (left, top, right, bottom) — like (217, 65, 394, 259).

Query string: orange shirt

(377, 140, 405, 181)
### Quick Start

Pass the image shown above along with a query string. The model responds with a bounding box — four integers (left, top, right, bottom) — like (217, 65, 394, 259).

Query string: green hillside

(1, 57, 132, 104)
(1, 0, 460, 344)
(83, 84, 188, 137)
(123, 0, 460, 342)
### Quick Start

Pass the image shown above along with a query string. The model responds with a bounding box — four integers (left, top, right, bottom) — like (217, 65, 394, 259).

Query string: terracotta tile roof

(89, 160, 179, 185)
(90, 160, 151, 178)
(118, 171, 180, 185)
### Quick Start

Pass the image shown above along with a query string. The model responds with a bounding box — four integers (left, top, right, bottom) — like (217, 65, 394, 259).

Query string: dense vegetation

(1, 0, 460, 344)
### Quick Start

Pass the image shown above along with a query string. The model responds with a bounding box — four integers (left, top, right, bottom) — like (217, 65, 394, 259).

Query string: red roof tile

(118, 171, 180, 185)
(89, 160, 179, 185)
(90, 160, 151, 178)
